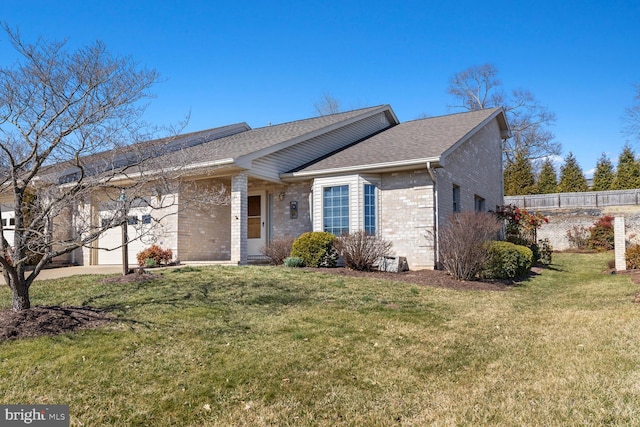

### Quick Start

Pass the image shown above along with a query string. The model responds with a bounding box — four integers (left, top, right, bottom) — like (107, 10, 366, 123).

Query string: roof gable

(170, 105, 398, 170)
(283, 108, 508, 177)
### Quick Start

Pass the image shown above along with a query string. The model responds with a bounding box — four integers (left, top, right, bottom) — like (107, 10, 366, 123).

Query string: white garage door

(98, 207, 155, 265)
(1, 207, 15, 247)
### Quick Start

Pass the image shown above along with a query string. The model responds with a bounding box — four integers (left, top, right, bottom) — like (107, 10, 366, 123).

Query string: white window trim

(312, 175, 380, 235)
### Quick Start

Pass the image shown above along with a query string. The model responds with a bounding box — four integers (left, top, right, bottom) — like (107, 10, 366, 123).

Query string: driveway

(31, 261, 235, 281)
(33, 265, 125, 281)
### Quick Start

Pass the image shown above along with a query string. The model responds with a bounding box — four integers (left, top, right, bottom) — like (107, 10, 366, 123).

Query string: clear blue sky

(2, 0, 639, 176)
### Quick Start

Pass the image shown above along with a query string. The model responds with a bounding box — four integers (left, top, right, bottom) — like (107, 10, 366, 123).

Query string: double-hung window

(323, 185, 349, 235)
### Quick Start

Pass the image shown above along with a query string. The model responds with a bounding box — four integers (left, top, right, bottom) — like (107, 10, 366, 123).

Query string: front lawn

(1, 253, 639, 426)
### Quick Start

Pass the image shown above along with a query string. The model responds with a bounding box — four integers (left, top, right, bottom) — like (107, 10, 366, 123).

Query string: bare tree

(624, 84, 640, 140)
(447, 63, 560, 166)
(0, 26, 227, 311)
(438, 212, 501, 280)
(313, 92, 341, 116)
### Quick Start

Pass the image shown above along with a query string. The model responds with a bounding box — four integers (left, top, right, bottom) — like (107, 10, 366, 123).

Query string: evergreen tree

(504, 150, 536, 195)
(557, 152, 588, 193)
(591, 153, 615, 191)
(536, 158, 558, 194)
(611, 144, 640, 190)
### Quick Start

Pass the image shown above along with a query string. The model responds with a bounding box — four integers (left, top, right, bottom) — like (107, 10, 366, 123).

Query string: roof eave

(280, 157, 442, 181)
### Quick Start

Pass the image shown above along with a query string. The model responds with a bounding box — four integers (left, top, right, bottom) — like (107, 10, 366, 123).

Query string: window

(364, 184, 376, 234)
(142, 214, 152, 225)
(127, 215, 139, 225)
(247, 195, 262, 239)
(323, 185, 349, 235)
(474, 195, 486, 212)
(9, 218, 15, 226)
(453, 185, 461, 212)
(58, 172, 80, 184)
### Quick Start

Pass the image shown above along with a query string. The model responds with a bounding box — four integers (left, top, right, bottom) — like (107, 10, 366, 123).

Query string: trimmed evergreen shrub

(290, 232, 338, 268)
(483, 241, 533, 279)
(283, 256, 305, 268)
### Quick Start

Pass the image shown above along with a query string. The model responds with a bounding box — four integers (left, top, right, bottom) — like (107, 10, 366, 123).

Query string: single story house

(5, 105, 510, 270)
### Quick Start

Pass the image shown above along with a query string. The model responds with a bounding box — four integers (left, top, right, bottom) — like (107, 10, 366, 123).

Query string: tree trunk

(11, 280, 31, 311)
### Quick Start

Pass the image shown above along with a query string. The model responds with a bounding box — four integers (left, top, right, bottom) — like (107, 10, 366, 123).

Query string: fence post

(615, 216, 626, 271)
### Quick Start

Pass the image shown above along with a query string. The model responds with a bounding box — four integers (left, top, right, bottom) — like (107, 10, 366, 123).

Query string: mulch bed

(0, 306, 112, 341)
(311, 267, 514, 291)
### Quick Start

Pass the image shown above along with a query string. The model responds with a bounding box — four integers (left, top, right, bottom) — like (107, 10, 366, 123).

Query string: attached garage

(1, 206, 15, 247)
(97, 205, 155, 265)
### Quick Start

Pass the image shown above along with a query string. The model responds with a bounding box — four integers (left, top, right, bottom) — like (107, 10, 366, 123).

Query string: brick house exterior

(49, 105, 509, 269)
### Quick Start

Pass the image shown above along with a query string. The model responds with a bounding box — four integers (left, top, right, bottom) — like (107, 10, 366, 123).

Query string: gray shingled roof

(289, 107, 505, 174)
(167, 105, 390, 166)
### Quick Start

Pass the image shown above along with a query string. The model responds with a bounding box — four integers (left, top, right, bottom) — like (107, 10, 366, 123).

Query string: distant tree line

(504, 144, 640, 195)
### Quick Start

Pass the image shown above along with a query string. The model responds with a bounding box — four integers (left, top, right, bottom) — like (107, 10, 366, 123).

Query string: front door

(247, 191, 266, 256)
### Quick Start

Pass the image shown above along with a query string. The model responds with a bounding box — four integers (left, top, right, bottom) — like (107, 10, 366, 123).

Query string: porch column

(231, 173, 248, 265)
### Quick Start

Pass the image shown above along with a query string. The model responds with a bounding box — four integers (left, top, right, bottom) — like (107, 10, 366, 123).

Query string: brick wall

(177, 178, 232, 261)
(380, 170, 435, 269)
(435, 120, 504, 225)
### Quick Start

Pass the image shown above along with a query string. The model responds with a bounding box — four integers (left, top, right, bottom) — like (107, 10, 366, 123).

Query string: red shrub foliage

(136, 245, 173, 267)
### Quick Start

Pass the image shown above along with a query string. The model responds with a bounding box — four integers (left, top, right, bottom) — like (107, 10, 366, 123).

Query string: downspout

(426, 161, 439, 268)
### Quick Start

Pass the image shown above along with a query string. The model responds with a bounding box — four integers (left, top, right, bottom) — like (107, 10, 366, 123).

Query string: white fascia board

(235, 105, 397, 164)
(280, 157, 442, 181)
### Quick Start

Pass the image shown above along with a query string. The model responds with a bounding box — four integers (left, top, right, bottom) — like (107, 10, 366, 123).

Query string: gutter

(281, 157, 442, 181)
(426, 161, 441, 268)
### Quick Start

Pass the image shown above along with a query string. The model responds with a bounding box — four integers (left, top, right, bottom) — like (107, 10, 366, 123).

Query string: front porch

(176, 173, 312, 265)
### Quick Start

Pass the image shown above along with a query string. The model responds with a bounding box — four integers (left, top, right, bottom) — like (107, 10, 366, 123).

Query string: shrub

(536, 238, 553, 266)
(291, 232, 338, 268)
(626, 244, 640, 270)
(483, 241, 533, 279)
(260, 236, 295, 265)
(566, 225, 589, 249)
(283, 256, 305, 268)
(334, 231, 393, 271)
(496, 204, 548, 245)
(587, 215, 615, 251)
(136, 244, 173, 267)
(438, 212, 501, 280)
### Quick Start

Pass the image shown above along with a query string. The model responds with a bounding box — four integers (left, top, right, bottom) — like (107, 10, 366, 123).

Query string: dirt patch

(310, 267, 513, 291)
(0, 306, 112, 341)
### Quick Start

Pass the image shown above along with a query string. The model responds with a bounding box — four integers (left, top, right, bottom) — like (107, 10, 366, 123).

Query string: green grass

(2, 252, 640, 425)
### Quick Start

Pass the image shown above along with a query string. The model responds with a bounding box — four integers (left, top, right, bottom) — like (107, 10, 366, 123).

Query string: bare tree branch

(0, 26, 229, 310)
(313, 92, 341, 116)
(447, 63, 560, 166)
